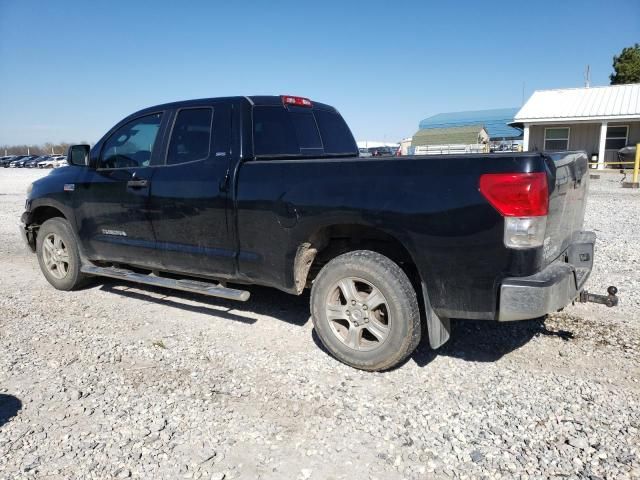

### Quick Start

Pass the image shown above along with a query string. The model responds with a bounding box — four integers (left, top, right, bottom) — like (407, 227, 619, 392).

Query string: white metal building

(513, 83, 640, 169)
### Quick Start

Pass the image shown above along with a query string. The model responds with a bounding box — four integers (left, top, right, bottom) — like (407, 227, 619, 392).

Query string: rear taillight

(281, 95, 313, 108)
(479, 173, 548, 217)
(479, 172, 549, 249)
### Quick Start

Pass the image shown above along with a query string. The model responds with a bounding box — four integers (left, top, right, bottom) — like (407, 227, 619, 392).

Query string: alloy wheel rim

(325, 276, 390, 351)
(42, 233, 70, 279)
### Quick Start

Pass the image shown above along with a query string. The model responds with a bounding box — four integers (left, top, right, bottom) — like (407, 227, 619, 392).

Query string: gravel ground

(0, 168, 639, 480)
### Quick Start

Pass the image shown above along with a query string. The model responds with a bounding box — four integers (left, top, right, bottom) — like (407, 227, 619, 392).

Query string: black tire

(310, 250, 421, 371)
(36, 217, 88, 291)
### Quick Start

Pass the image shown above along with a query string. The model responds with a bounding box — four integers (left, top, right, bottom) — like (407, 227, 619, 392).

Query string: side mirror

(68, 144, 91, 167)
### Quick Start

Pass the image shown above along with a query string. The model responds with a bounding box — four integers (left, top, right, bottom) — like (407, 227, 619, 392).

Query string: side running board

(80, 265, 250, 302)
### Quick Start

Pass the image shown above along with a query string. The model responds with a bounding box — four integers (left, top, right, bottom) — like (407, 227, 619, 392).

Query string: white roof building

(514, 84, 640, 169)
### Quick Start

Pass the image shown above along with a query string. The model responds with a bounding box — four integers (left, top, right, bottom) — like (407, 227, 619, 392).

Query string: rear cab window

(252, 102, 357, 159)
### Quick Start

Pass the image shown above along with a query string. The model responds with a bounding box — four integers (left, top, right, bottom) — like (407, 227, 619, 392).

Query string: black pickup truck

(20, 95, 613, 371)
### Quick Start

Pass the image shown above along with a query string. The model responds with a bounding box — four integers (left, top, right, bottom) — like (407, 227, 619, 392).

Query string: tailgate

(542, 151, 589, 265)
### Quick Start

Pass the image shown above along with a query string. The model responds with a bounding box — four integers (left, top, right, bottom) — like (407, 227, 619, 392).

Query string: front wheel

(36, 217, 88, 291)
(310, 250, 421, 371)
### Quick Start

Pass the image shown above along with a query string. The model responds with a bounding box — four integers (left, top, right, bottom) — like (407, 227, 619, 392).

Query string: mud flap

(421, 282, 451, 349)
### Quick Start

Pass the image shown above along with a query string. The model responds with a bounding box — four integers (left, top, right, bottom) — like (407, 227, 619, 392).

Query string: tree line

(0, 142, 89, 156)
(610, 43, 640, 85)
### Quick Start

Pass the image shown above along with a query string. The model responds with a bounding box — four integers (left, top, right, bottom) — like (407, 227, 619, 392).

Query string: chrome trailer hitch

(579, 286, 619, 308)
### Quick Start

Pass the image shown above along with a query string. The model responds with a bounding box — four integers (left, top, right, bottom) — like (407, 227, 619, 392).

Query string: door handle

(219, 169, 230, 192)
(127, 179, 149, 189)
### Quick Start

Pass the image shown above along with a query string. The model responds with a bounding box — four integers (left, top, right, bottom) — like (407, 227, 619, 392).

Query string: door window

(99, 113, 163, 169)
(167, 108, 213, 165)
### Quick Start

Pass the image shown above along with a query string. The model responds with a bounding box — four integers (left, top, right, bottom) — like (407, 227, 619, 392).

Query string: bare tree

(1, 142, 83, 156)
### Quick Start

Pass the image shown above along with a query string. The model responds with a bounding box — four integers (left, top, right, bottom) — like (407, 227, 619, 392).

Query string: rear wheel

(311, 250, 421, 371)
(36, 218, 88, 291)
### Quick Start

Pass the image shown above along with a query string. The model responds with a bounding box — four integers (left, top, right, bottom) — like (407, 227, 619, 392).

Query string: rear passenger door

(148, 103, 236, 277)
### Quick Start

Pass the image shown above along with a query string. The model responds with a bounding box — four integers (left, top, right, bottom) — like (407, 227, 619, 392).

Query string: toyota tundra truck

(20, 95, 615, 371)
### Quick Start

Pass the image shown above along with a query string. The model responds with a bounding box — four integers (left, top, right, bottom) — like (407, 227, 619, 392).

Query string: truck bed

(234, 151, 589, 321)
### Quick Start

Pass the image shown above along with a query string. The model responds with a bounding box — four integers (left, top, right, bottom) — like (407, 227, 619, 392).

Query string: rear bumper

(498, 231, 595, 321)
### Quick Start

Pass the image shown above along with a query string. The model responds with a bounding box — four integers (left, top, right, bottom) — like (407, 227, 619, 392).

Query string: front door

(74, 112, 165, 268)
(148, 104, 236, 278)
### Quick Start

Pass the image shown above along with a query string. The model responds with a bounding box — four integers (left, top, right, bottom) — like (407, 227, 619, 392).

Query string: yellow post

(623, 143, 640, 188)
(634, 142, 640, 185)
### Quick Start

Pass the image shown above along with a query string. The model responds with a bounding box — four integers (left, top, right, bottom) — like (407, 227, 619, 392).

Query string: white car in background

(54, 156, 68, 168)
(38, 155, 64, 168)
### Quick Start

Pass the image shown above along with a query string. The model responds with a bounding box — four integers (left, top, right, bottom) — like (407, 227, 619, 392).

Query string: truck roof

(130, 95, 338, 118)
(246, 96, 337, 112)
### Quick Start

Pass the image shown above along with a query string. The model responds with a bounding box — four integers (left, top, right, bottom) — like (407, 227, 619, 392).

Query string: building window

(605, 125, 628, 150)
(544, 127, 570, 151)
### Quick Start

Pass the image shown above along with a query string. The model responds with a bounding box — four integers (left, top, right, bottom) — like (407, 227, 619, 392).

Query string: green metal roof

(411, 124, 484, 146)
(419, 108, 522, 140)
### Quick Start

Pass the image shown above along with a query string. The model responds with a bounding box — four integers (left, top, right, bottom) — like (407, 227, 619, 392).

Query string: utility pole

(584, 65, 591, 88)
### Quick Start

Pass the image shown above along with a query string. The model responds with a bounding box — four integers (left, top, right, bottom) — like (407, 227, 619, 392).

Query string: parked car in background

(369, 146, 394, 156)
(38, 156, 63, 168)
(54, 156, 68, 168)
(35, 156, 53, 168)
(491, 143, 508, 153)
(34, 156, 51, 167)
(358, 148, 372, 157)
(24, 155, 42, 168)
(25, 156, 48, 168)
(0, 155, 17, 167)
(18, 155, 40, 167)
(21, 156, 42, 168)
(9, 155, 28, 167)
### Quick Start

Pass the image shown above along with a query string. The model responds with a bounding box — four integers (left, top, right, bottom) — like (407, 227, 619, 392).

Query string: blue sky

(1, 0, 638, 145)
